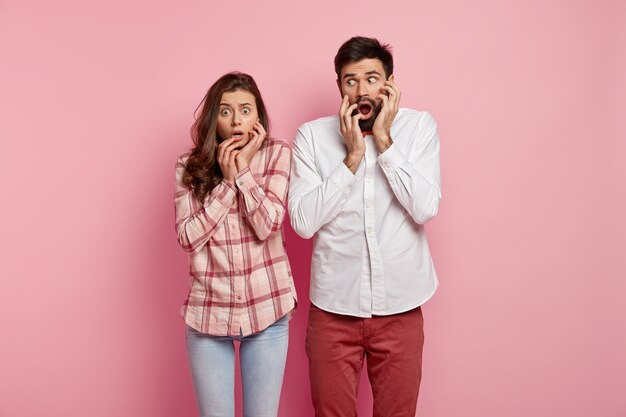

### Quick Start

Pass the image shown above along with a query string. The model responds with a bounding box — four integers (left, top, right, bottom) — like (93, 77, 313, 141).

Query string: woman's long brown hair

(183, 72, 270, 202)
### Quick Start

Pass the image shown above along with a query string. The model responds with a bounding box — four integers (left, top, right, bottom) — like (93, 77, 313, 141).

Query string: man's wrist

(374, 133, 393, 154)
(343, 153, 363, 174)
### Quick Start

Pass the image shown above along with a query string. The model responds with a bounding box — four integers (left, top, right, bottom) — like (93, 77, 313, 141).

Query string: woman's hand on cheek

(235, 122, 267, 171)
(217, 137, 241, 184)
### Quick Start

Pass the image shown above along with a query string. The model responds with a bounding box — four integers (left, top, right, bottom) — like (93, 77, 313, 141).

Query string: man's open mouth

(358, 101, 373, 118)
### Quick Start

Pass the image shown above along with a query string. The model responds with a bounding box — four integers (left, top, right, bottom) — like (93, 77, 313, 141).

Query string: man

(288, 36, 442, 417)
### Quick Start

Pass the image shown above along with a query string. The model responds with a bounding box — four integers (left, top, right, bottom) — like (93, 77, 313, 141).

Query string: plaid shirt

(175, 138, 297, 336)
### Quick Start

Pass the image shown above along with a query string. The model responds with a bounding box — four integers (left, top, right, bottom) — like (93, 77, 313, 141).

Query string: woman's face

(216, 89, 259, 148)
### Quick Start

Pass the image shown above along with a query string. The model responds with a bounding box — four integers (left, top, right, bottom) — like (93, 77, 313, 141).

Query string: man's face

(337, 58, 390, 131)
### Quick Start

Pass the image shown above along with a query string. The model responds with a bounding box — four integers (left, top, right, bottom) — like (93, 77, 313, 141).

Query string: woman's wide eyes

(220, 107, 252, 116)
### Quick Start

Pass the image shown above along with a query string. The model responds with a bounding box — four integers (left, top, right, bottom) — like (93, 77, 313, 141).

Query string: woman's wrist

(236, 157, 249, 172)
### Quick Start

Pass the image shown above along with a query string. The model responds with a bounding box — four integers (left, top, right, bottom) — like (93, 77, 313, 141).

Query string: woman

(174, 72, 297, 417)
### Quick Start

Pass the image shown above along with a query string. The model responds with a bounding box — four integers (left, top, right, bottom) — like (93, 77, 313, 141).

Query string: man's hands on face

(339, 95, 365, 174)
(372, 78, 401, 154)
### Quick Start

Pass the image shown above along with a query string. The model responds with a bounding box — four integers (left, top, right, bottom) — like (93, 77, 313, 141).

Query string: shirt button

(236, 271, 241, 276)
(237, 180, 244, 186)
(234, 248, 239, 254)
(237, 296, 242, 300)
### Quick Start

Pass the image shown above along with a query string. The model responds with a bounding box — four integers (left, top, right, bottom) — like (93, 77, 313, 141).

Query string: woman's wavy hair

(183, 72, 270, 202)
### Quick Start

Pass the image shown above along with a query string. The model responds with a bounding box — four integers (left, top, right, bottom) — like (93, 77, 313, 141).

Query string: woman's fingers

(228, 148, 238, 166)
(218, 137, 236, 162)
(254, 121, 266, 136)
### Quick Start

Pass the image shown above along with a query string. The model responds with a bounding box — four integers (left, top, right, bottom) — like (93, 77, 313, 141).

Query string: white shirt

(288, 108, 441, 317)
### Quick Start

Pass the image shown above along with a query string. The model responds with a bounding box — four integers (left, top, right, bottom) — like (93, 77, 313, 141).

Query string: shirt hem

(310, 283, 438, 318)
(182, 295, 297, 337)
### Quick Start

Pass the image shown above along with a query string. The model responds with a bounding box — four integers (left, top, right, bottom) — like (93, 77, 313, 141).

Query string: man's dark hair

(334, 36, 394, 79)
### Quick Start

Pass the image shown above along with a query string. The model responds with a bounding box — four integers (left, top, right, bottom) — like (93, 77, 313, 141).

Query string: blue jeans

(185, 315, 289, 417)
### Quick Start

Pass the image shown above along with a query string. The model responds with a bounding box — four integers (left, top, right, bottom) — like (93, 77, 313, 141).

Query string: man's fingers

(339, 95, 349, 117)
(351, 113, 363, 137)
(384, 81, 401, 108)
(340, 97, 354, 130)
(379, 93, 390, 109)
(385, 79, 400, 95)
(339, 96, 348, 131)
(344, 103, 358, 130)
(381, 85, 396, 100)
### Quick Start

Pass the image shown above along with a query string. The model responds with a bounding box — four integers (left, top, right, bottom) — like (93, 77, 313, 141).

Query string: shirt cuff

(234, 167, 259, 193)
(329, 161, 359, 196)
(208, 180, 237, 207)
(377, 143, 404, 169)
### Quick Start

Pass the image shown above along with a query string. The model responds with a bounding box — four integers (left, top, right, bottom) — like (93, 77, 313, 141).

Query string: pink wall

(1, 0, 625, 416)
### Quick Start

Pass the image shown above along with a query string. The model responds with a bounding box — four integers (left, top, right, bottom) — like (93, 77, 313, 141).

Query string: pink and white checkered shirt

(174, 138, 297, 336)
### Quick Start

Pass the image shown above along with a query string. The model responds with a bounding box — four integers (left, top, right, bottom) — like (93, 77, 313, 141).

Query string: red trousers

(306, 304, 424, 417)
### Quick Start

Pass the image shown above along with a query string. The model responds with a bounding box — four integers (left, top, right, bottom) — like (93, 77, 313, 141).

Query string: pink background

(1, 0, 625, 416)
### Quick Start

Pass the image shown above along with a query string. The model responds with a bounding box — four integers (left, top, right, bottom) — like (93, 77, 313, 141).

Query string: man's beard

(352, 99, 381, 132)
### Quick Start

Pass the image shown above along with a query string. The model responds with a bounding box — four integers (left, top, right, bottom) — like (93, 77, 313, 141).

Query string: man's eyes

(346, 78, 379, 86)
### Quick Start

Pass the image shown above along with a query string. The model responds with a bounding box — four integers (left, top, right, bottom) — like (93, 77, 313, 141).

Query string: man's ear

(336, 79, 343, 96)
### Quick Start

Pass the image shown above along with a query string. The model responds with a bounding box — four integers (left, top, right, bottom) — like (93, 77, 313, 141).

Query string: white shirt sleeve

(377, 113, 442, 225)
(288, 124, 358, 239)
